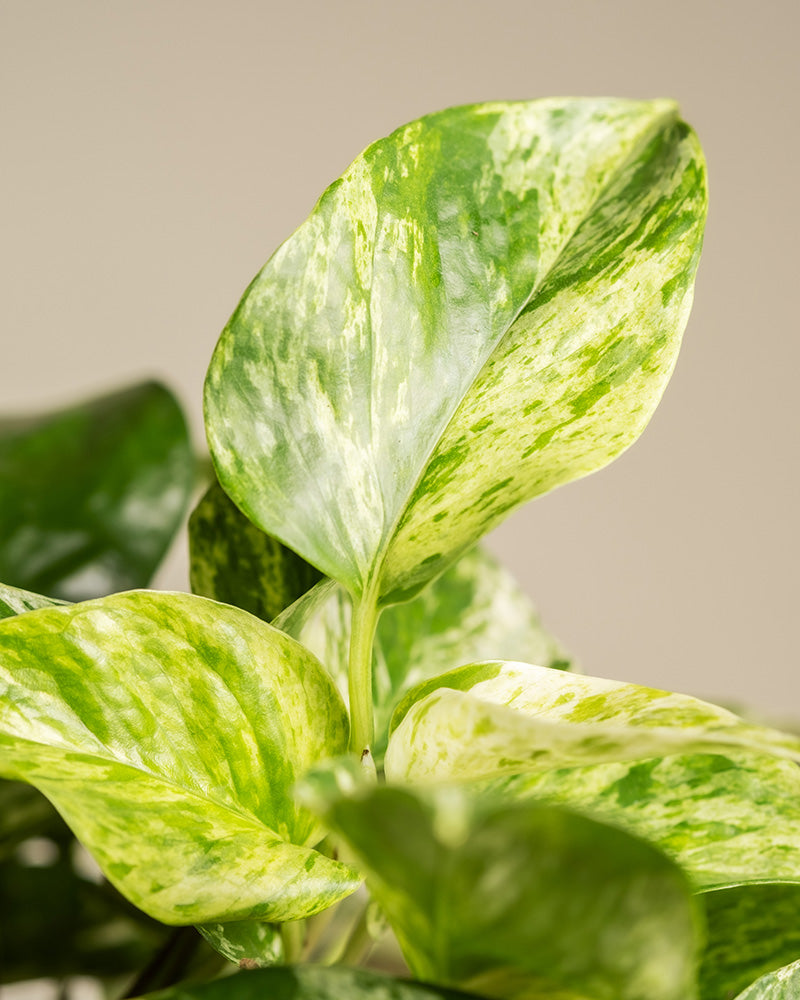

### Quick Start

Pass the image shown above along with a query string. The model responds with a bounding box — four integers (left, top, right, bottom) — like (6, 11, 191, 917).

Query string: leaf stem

(348, 584, 380, 756)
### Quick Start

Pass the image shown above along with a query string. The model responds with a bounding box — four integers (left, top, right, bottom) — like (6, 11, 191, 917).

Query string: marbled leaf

(732, 961, 800, 999)
(0, 591, 359, 924)
(205, 99, 707, 605)
(195, 921, 283, 970)
(0, 581, 67, 620)
(307, 781, 700, 1000)
(699, 883, 800, 1000)
(385, 662, 800, 785)
(135, 965, 481, 1000)
(189, 480, 323, 622)
(0, 381, 194, 600)
(488, 751, 800, 890)
(279, 546, 570, 758)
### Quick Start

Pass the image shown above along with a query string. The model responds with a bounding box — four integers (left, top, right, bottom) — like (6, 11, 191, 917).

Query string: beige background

(1, 1, 797, 717)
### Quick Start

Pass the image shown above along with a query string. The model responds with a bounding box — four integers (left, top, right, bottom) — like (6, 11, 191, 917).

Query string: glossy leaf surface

(489, 751, 800, 890)
(205, 98, 707, 603)
(281, 546, 570, 756)
(138, 965, 481, 1000)
(0, 591, 359, 924)
(732, 961, 800, 999)
(385, 662, 800, 784)
(310, 782, 699, 1000)
(189, 480, 323, 622)
(0, 581, 66, 620)
(0, 381, 194, 600)
(699, 884, 800, 1000)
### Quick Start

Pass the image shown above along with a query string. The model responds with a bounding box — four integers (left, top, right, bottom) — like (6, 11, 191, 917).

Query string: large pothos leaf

(698, 884, 800, 1000)
(732, 961, 800, 999)
(278, 546, 571, 758)
(488, 751, 800, 890)
(385, 662, 800, 785)
(303, 777, 700, 1000)
(0, 381, 195, 601)
(205, 98, 707, 605)
(189, 480, 323, 622)
(0, 591, 359, 924)
(136, 965, 482, 1000)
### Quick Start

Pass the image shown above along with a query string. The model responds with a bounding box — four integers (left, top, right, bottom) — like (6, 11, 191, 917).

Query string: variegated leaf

(385, 662, 800, 784)
(698, 883, 800, 1000)
(0, 581, 67, 620)
(732, 960, 800, 999)
(0, 592, 359, 924)
(0, 381, 194, 601)
(488, 751, 800, 891)
(195, 921, 283, 969)
(189, 480, 323, 622)
(133, 965, 481, 1000)
(205, 99, 707, 605)
(277, 546, 570, 758)
(305, 781, 700, 1000)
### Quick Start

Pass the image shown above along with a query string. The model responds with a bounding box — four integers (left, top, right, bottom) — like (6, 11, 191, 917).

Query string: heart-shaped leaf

(489, 751, 800, 890)
(205, 99, 707, 605)
(385, 662, 800, 785)
(133, 965, 483, 1000)
(0, 592, 359, 924)
(189, 480, 323, 622)
(732, 960, 800, 999)
(0, 381, 194, 600)
(698, 883, 800, 1000)
(305, 780, 700, 1000)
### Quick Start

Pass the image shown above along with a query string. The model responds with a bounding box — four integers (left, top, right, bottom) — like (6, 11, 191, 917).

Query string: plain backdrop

(1, 0, 797, 718)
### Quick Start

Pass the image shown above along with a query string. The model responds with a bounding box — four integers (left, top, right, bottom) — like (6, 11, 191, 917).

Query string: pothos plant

(2, 98, 800, 1000)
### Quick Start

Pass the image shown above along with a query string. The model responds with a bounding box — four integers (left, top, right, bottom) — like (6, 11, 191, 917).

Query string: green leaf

(698, 884, 800, 1000)
(0, 581, 67, 620)
(308, 782, 700, 1000)
(0, 777, 166, 983)
(205, 98, 707, 604)
(385, 662, 800, 785)
(732, 961, 800, 999)
(0, 381, 195, 600)
(279, 546, 571, 758)
(195, 921, 284, 969)
(135, 965, 482, 1000)
(488, 751, 800, 890)
(189, 480, 323, 622)
(0, 591, 359, 924)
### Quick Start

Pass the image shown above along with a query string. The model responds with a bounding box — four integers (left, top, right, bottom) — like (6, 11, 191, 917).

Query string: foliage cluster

(2, 99, 799, 1000)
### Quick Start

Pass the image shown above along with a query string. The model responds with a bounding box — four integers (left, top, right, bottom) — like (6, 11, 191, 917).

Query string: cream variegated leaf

(385, 662, 800, 784)
(0, 591, 359, 924)
(205, 98, 707, 604)
(0, 581, 67, 620)
(732, 961, 800, 1000)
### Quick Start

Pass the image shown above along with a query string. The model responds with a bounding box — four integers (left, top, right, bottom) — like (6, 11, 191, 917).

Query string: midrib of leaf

(3, 731, 288, 842)
(367, 102, 679, 606)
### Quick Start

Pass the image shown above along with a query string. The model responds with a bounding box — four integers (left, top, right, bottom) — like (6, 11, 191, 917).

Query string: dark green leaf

(308, 781, 700, 1000)
(205, 99, 707, 604)
(0, 591, 359, 924)
(0, 381, 194, 600)
(699, 883, 800, 1000)
(189, 480, 322, 621)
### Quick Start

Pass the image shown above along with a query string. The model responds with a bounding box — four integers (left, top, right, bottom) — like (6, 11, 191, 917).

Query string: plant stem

(281, 919, 305, 963)
(338, 903, 374, 967)
(348, 584, 380, 755)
